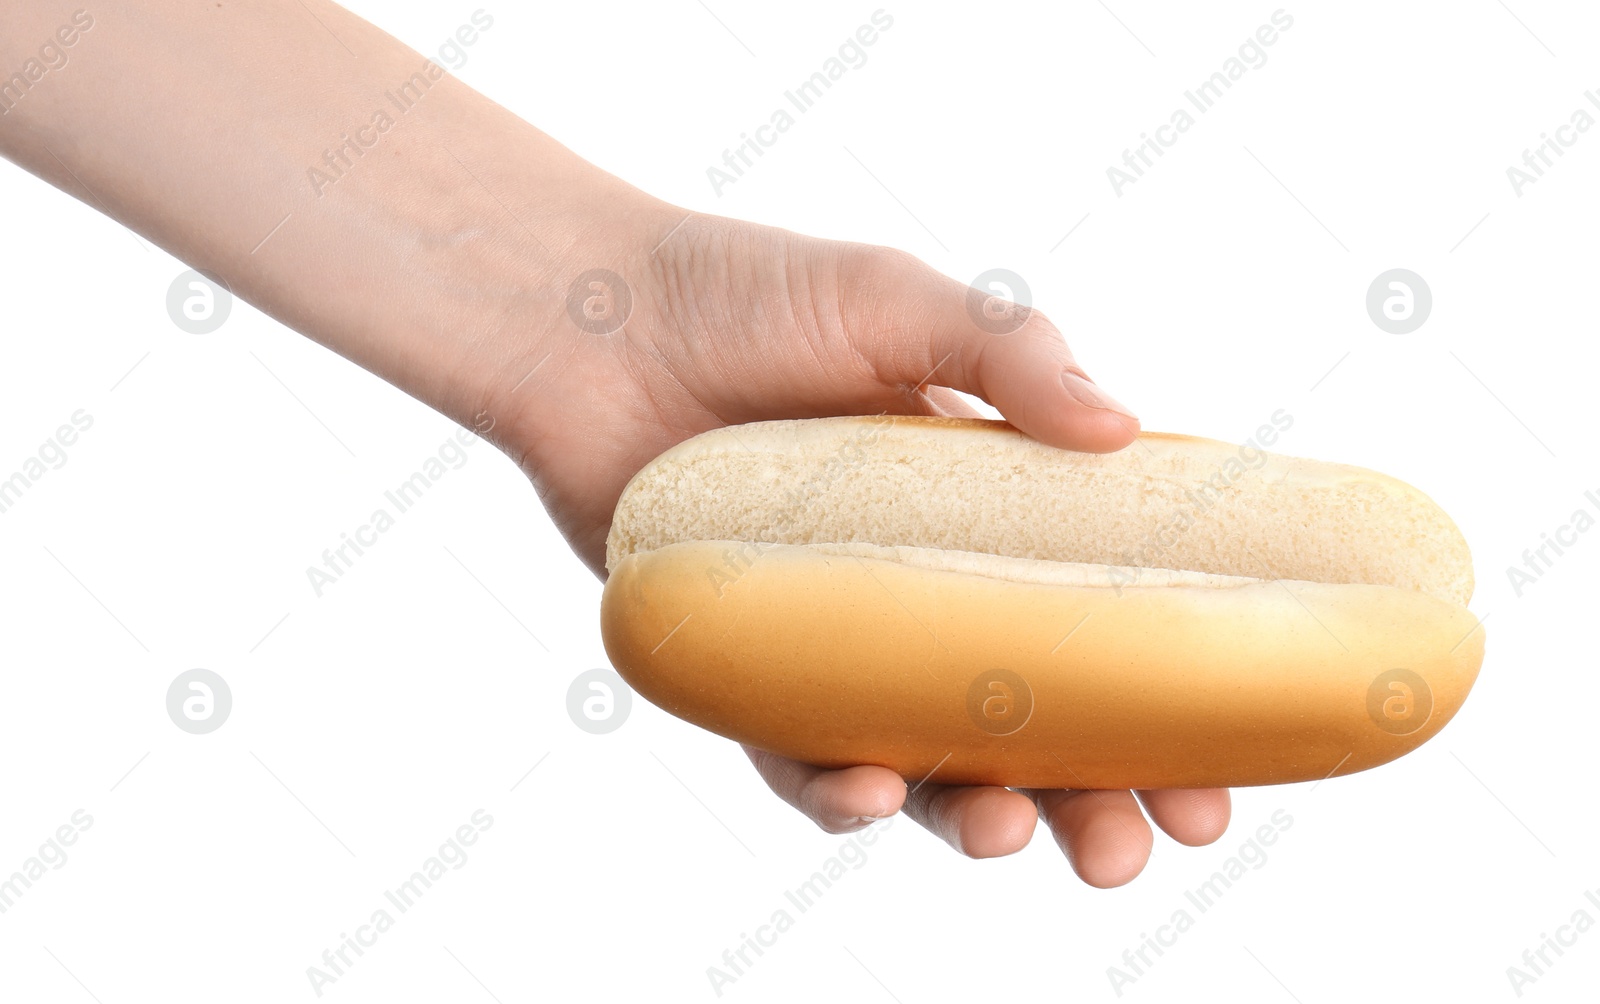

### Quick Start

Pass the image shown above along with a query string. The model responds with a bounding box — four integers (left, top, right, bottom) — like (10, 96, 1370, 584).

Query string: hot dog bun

(600, 416, 1484, 789)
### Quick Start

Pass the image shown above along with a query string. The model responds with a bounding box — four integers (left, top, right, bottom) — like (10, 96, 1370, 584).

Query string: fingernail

(850, 814, 882, 826)
(1062, 371, 1139, 422)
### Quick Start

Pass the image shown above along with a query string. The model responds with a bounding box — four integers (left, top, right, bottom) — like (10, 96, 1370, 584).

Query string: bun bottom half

(601, 541, 1484, 789)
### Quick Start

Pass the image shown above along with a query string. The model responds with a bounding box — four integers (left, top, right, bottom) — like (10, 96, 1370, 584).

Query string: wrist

(454, 172, 684, 463)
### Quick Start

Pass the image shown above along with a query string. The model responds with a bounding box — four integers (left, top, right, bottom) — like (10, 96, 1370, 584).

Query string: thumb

(840, 247, 1140, 452)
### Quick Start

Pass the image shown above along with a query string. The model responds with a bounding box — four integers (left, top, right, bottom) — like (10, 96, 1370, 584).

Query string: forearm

(0, 0, 669, 431)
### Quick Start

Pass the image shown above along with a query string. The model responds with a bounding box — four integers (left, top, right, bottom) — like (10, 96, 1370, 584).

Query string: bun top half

(605, 416, 1473, 607)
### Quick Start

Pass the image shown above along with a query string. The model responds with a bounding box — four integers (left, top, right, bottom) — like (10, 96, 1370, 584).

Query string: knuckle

(1019, 306, 1055, 332)
(853, 243, 927, 278)
(644, 214, 733, 328)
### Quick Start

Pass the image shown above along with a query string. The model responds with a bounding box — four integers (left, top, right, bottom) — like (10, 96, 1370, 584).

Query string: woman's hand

(489, 209, 1232, 886)
(0, 0, 1228, 885)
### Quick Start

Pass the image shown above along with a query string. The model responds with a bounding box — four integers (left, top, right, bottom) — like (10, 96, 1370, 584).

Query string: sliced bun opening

(796, 540, 1264, 590)
(606, 417, 1473, 605)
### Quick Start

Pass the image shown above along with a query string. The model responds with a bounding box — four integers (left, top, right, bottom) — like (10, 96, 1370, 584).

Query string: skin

(0, 0, 1230, 886)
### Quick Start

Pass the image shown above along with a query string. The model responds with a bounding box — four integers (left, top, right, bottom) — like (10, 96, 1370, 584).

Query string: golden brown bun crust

(601, 541, 1485, 789)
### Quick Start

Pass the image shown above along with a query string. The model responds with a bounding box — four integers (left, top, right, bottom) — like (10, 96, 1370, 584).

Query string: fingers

(1024, 789, 1231, 886)
(902, 782, 1037, 859)
(1027, 789, 1155, 888)
(743, 745, 1036, 857)
(1136, 788, 1232, 846)
(841, 246, 1140, 453)
(961, 327, 1141, 452)
(743, 746, 906, 834)
(918, 385, 984, 419)
(746, 742, 1227, 879)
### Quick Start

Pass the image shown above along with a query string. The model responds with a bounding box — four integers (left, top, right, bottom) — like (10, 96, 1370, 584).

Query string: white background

(1, 1, 1596, 1001)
